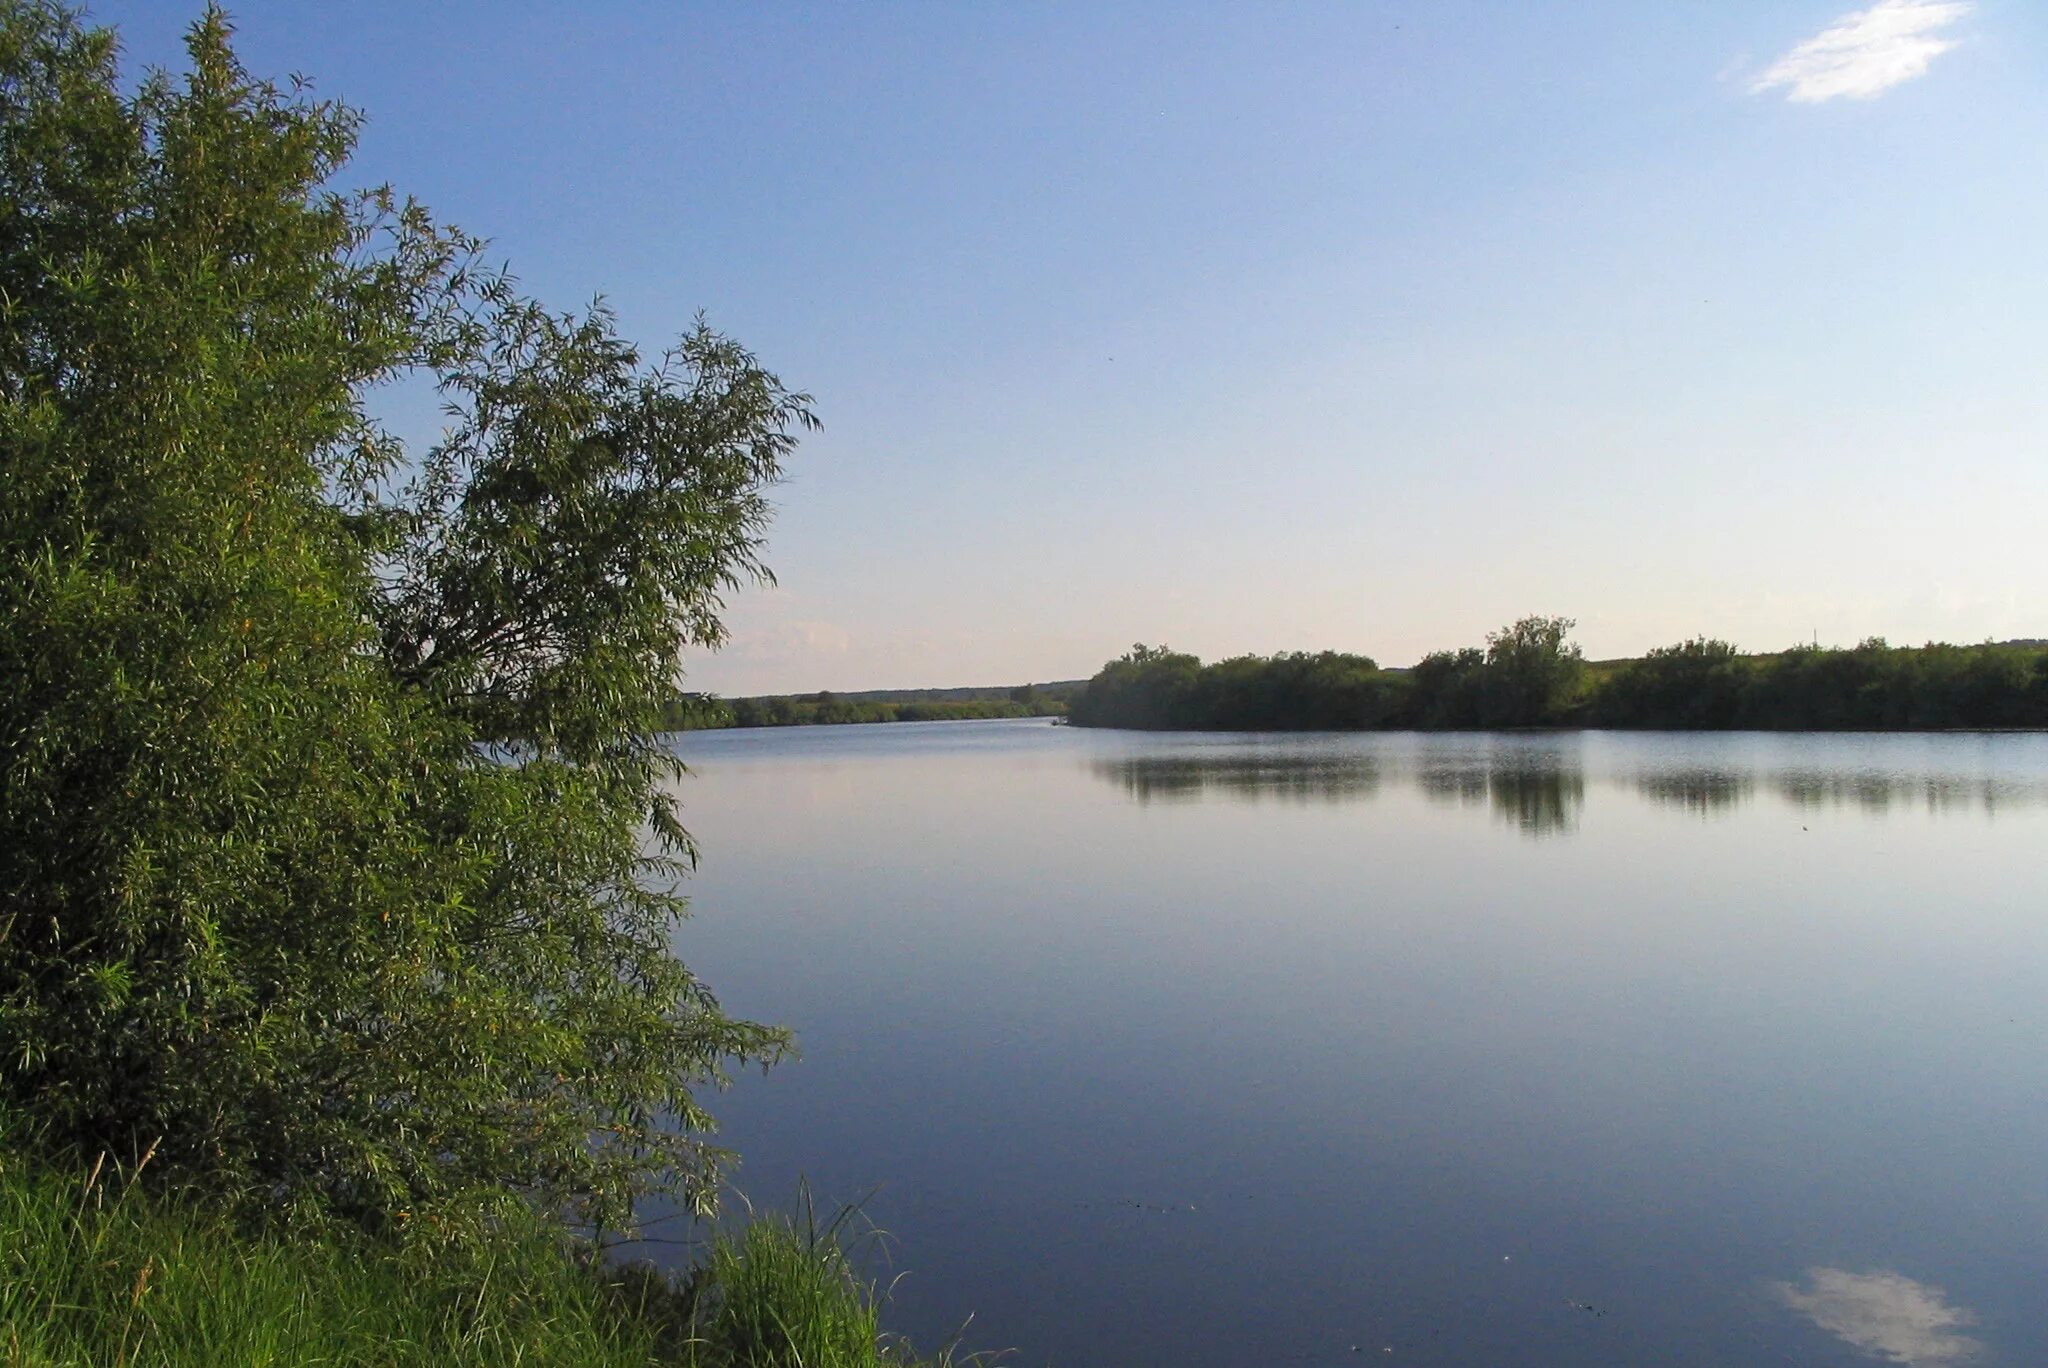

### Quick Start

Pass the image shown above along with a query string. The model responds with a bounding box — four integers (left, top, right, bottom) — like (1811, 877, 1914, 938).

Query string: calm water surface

(648, 720, 2048, 1367)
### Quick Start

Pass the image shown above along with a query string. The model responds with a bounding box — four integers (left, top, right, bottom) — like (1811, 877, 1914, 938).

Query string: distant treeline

(664, 683, 1078, 730)
(1067, 618, 2048, 732)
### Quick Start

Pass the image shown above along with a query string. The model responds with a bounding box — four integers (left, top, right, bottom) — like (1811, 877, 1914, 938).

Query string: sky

(97, 1, 2048, 693)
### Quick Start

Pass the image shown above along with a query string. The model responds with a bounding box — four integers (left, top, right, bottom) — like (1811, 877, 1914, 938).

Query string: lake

(648, 719, 2048, 1367)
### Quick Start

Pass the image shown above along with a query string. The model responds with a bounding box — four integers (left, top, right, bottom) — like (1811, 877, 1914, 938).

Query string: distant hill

(664, 680, 1090, 731)
(822, 680, 1087, 704)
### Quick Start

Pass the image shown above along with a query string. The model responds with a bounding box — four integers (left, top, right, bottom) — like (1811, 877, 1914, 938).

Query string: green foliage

(0, 1143, 976, 1367)
(1061, 644, 1206, 729)
(1194, 651, 1397, 730)
(1478, 615, 1585, 726)
(1595, 637, 1746, 727)
(1598, 637, 2048, 730)
(698, 696, 1062, 729)
(0, 3, 808, 1237)
(1065, 620, 1588, 732)
(1068, 622, 2048, 733)
(0, 1141, 669, 1366)
(677, 1196, 991, 1368)
(1400, 617, 1586, 727)
(661, 683, 1077, 731)
(1405, 647, 1486, 728)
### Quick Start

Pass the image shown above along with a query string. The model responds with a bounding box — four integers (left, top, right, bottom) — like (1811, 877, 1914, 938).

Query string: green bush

(1596, 637, 1746, 728)
(1069, 625, 2048, 733)
(0, 2, 807, 1235)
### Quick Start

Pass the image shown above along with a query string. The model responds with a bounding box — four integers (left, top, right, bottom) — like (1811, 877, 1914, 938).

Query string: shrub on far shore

(1068, 623, 2048, 732)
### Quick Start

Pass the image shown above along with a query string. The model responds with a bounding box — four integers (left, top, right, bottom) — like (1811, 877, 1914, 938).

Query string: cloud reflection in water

(1773, 1268, 1983, 1365)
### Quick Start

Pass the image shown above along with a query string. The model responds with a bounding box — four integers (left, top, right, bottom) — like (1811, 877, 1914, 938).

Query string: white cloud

(1750, 1, 1971, 102)
(1773, 1268, 1984, 1366)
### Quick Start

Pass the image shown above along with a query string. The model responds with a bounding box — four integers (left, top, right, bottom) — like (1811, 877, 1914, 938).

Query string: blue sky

(100, 1, 2048, 691)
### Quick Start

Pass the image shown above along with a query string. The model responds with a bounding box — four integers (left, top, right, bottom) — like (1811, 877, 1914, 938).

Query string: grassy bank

(0, 1147, 980, 1368)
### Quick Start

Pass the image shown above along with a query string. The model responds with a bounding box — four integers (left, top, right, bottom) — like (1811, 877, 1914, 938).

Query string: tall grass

(0, 1148, 990, 1368)
(674, 1190, 995, 1368)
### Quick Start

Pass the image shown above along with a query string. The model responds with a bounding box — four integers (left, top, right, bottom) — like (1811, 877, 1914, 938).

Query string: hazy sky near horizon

(102, 1, 2048, 692)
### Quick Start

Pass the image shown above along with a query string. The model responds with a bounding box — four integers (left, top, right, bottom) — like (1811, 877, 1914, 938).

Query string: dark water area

(643, 719, 2048, 1367)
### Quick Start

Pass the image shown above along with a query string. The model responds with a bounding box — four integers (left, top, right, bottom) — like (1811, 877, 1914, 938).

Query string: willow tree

(0, 2, 810, 1235)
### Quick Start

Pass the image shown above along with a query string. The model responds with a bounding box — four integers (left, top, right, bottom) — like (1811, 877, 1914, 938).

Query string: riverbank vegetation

(1068, 619, 2048, 731)
(0, 4, 960, 1361)
(666, 684, 1077, 730)
(0, 1138, 974, 1367)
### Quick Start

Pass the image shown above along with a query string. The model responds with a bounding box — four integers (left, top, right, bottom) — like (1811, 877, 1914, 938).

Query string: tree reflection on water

(1087, 734, 2048, 836)
(1092, 753, 1381, 806)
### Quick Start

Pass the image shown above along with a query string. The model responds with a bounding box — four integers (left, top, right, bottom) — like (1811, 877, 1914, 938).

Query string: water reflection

(1083, 734, 2048, 835)
(1093, 737, 1593, 836)
(1636, 767, 1754, 816)
(1414, 745, 1585, 837)
(1093, 753, 1381, 805)
(1773, 1268, 1984, 1365)
(1775, 770, 2037, 815)
(1094, 743, 1593, 833)
(664, 721, 2048, 1366)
